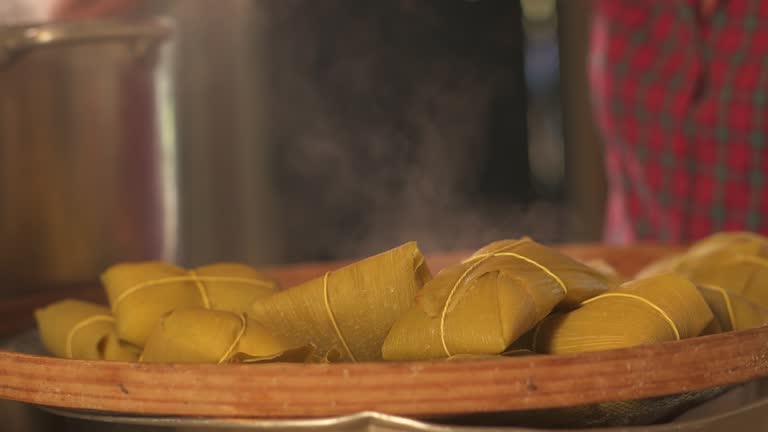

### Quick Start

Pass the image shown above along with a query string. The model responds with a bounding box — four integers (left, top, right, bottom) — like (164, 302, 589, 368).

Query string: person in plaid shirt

(591, 0, 768, 244)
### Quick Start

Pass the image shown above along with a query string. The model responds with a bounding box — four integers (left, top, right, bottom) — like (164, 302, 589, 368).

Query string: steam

(270, 0, 564, 262)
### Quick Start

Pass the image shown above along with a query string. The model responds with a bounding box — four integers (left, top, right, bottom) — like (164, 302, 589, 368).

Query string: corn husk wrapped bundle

(637, 232, 768, 278)
(471, 239, 616, 307)
(103, 262, 278, 347)
(196, 263, 279, 313)
(141, 308, 308, 363)
(249, 242, 431, 362)
(685, 231, 768, 260)
(533, 273, 713, 354)
(35, 299, 139, 361)
(699, 285, 768, 334)
(688, 256, 768, 310)
(582, 258, 624, 285)
(381, 239, 615, 360)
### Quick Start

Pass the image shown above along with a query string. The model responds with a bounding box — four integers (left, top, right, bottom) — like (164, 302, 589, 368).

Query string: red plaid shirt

(590, 0, 768, 244)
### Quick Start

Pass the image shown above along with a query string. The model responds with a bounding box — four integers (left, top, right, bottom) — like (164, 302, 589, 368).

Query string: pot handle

(0, 17, 174, 66)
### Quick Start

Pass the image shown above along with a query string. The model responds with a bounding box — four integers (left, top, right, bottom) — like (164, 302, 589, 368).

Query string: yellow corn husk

(103, 262, 205, 347)
(381, 239, 614, 361)
(249, 242, 431, 362)
(141, 307, 304, 363)
(701, 316, 724, 335)
(685, 231, 767, 260)
(689, 255, 768, 309)
(634, 254, 687, 279)
(636, 231, 768, 278)
(102, 261, 278, 347)
(383, 268, 552, 360)
(698, 285, 768, 334)
(534, 273, 713, 354)
(469, 239, 616, 308)
(194, 263, 278, 314)
(34, 299, 139, 361)
(582, 258, 624, 284)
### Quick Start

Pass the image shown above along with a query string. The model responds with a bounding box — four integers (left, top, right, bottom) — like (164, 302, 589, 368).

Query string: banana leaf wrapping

(102, 262, 278, 347)
(533, 273, 713, 354)
(699, 285, 768, 334)
(249, 242, 431, 362)
(636, 232, 768, 278)
(381, 239, 615, 361)
(35, 299, 139, 361)
(141, 307, 307, 363)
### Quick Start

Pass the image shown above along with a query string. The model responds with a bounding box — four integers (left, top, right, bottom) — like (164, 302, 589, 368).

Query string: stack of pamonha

(35, 233, 768, 363)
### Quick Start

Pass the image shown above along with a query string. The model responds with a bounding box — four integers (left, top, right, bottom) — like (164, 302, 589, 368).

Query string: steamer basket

(1, 244, 766, 429)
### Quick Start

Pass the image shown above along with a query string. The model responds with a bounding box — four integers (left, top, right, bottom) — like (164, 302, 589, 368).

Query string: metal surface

(0, 19, 173, 65)
(164, 0, 278, 267)
(35, 383, 768, 432)
(0, 18, 178, 289)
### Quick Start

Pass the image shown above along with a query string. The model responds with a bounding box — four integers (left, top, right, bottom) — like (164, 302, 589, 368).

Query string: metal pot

(0, 18, 177, 290)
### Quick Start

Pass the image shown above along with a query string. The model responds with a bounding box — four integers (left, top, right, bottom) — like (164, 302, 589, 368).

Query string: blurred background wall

(0, 0, 606, 271)
(148, 0, 604, 267)
(0, 0, 608, 269)
(0, 0, 600, 267)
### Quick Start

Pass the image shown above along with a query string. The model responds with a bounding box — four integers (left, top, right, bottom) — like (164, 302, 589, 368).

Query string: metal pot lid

(0, 17, 174, 65)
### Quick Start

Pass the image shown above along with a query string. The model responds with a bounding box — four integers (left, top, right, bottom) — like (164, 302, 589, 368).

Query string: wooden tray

(1, 244, 767, 419)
